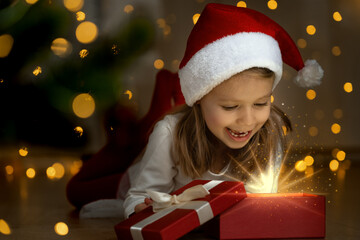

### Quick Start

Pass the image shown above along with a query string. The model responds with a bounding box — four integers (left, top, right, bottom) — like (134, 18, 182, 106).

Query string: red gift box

(207, 193, 326, 239)
(114, 180, 246, 240)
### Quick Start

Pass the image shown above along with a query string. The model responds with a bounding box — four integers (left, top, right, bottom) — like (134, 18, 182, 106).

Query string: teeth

(228, 129, 249, 137)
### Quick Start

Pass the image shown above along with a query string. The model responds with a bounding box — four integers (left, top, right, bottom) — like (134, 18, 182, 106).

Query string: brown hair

(172, 68, 292, 179)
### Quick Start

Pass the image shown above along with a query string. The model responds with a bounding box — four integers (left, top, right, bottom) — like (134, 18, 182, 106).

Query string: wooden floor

(1, 148, 360, 240)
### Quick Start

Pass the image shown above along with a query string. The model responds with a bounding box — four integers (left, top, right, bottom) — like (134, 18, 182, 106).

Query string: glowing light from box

(5, 165, 14, 175)
(193, 13, 200, 25)
(26, 168, 36, 179)
(297, 38, 307, 49)
(306, 89, 316, 100)
(47, 166, 56, 179)
(74, 126, 83, 136)
(332, 46, 341, 56)
(51, 38, 72, 57)
(70, 160, 83, 175)
(154, 59, 164, 69)
(72, 93, 95, 118)
(333, 109, 343, 119)
(237, 1, 247, 8)
(343, 82, 353, 93)
(124, 90, 133, 100)
(54, 222, 69, 236)
(79, 49, 89, 58)
(267, 0, 277, 10)
(306, 25, 316, 35)
(25, 0, 38, 4)
(329, 160, 339, 172)
(295, 160, 307, 172)
(304, 155, 314, 166)
(64, 0, 84, 12)
(0, 219, 11, 235)
(308, 126, 318, 137)
(19, 147, 28, 157)
(333, 11, 342, 22)
(33, 66, 42, 76)
(336, 150, 346, 161)
(76, 11, 86, 21)
(0, 34, 14, 58)
(76, 21, 98, 44)
(124, 4, 134, 14)
(331, 123, 341, 134)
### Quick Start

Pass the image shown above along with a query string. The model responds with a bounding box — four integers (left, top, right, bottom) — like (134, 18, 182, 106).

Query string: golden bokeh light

(333, 11, 342, 22)
(297, 38, 307, 49)
(0, 34, 14, 58)
(72, 93, 96, 118)
(75, 21, 98, 44)
(308, 126, 318, 137)
(53, 163, 65, 179)
(5, 165, 14, 175)
(193, 13, 200, 25)
(306, 25, 316, 35)
(271, 95, 274, 103)
(332, 46, 341, 56)
(237, 1, 247, 8)
(295, 160, 307, 172)
(26, 168, 36, 179)
(74, 126, 83, 136)
(79, 49, 89, 58)
(154, 59, 164, 69)
(306, 89, 316, 100)
(156, 18, 166, 28)
(19, 147, 28, 157)
(54, 222, 69, 236)
(0, 219, 11, 235)
(304, 155, 314, 166)
(331, 123, 341, 134)
(282, 125, 287, 136)
(25, 0, 38, 4)
(33, 66, 42, 76)
(343, 82, 353, 93)
(336, 150, 346, 161)
(51, 38, 72, 57)
(124, 90, 133, 100)
(64, 0, 84, 12)
(329, 159, 339, 172)
(70, 160, 83, 175)
(46, 166, 56, 179)
(333, 108, 343, 119)
(76, 11, 86, 21)
(124, 4, 134, 14)
(267, 0, 278, 10)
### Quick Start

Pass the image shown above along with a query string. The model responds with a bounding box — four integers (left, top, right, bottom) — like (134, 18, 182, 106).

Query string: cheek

(203, 108, 228, 129)
(257, 107, 271, 125)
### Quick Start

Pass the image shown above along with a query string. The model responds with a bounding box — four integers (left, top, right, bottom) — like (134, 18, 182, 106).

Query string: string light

(51, 38, 72, 57)
(79, 49, 89, 58)
(72, 93, 96, 118)
(33, 66, 42, 76)
(19, 147, 28, 157)
(297, 38, 307, 49)
(74, 126, 83, 136)
(25, 0, 38, 4)
(331, 123, 341, 134)
(329, 160, 339, 171)
(5, 165, 14, 175)
(332, 46, 341, 56)
(76, 21, 98, 44)
(0, 34, 14, 58)
(306, 89, 316, 100)
(54, 222, 69, 236)
(124, 4, 134, 14)
(76, 11, 86, 21)
(267, 0, 278, 10)
(237, 1, 247, 8)
(26, 168, 36, 179)
(333, 11, 342, 22)
(306, 25, 316, 35)
(124, 90, 133, 100)
(304, 155, 314, 166)
(193, 13, 200, 25)
(63, 0, 84, 12)
(295, 160, 307, 172)
(154, 59, 164, 69)
(336, 150, 346, 161)
(0, 219, 11, 235)
(343, 82, 353, 93)
(308, 126, 318, 137)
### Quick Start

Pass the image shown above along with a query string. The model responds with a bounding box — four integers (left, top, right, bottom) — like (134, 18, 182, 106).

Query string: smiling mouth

(227, 128, 251, 138)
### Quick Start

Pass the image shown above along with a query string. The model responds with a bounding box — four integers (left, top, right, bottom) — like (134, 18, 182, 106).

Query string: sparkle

(79, 49, 89, 58)
(33, 66, 42, 76)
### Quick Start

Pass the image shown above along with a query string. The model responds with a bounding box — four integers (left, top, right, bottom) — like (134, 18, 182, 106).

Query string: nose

(236, 106, 255, 127)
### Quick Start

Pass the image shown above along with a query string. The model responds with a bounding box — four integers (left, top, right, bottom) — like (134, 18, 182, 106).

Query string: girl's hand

(134, 198, 153, 213)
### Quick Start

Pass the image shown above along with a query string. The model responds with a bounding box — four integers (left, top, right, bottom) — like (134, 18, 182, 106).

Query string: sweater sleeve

(123, 116, 178, 218)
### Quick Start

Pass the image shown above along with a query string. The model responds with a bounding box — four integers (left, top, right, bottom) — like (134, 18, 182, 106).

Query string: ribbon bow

(146, 185, 210, 212)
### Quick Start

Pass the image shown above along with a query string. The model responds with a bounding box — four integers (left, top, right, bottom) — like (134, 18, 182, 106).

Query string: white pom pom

(294, 59, 324, 88)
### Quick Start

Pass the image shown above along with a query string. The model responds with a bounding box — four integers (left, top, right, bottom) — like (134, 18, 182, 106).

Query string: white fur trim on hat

(179, 32, 283, 106)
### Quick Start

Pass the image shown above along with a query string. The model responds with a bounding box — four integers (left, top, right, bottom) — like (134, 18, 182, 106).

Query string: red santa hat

(178, 3, 324, 106)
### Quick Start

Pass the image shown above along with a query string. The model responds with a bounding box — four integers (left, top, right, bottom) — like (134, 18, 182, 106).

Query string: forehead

(210, 71, 274, 100)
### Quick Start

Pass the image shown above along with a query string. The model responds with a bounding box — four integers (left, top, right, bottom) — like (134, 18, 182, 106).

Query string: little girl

(74, 3, 323, 218)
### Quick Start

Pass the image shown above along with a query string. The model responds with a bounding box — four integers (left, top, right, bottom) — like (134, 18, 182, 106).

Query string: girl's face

(199, 70, 274, 149)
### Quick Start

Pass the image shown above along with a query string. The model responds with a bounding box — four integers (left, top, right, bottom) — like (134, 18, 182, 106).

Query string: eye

(254, 102, 269, 107)
(222, 105, 238, 111)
